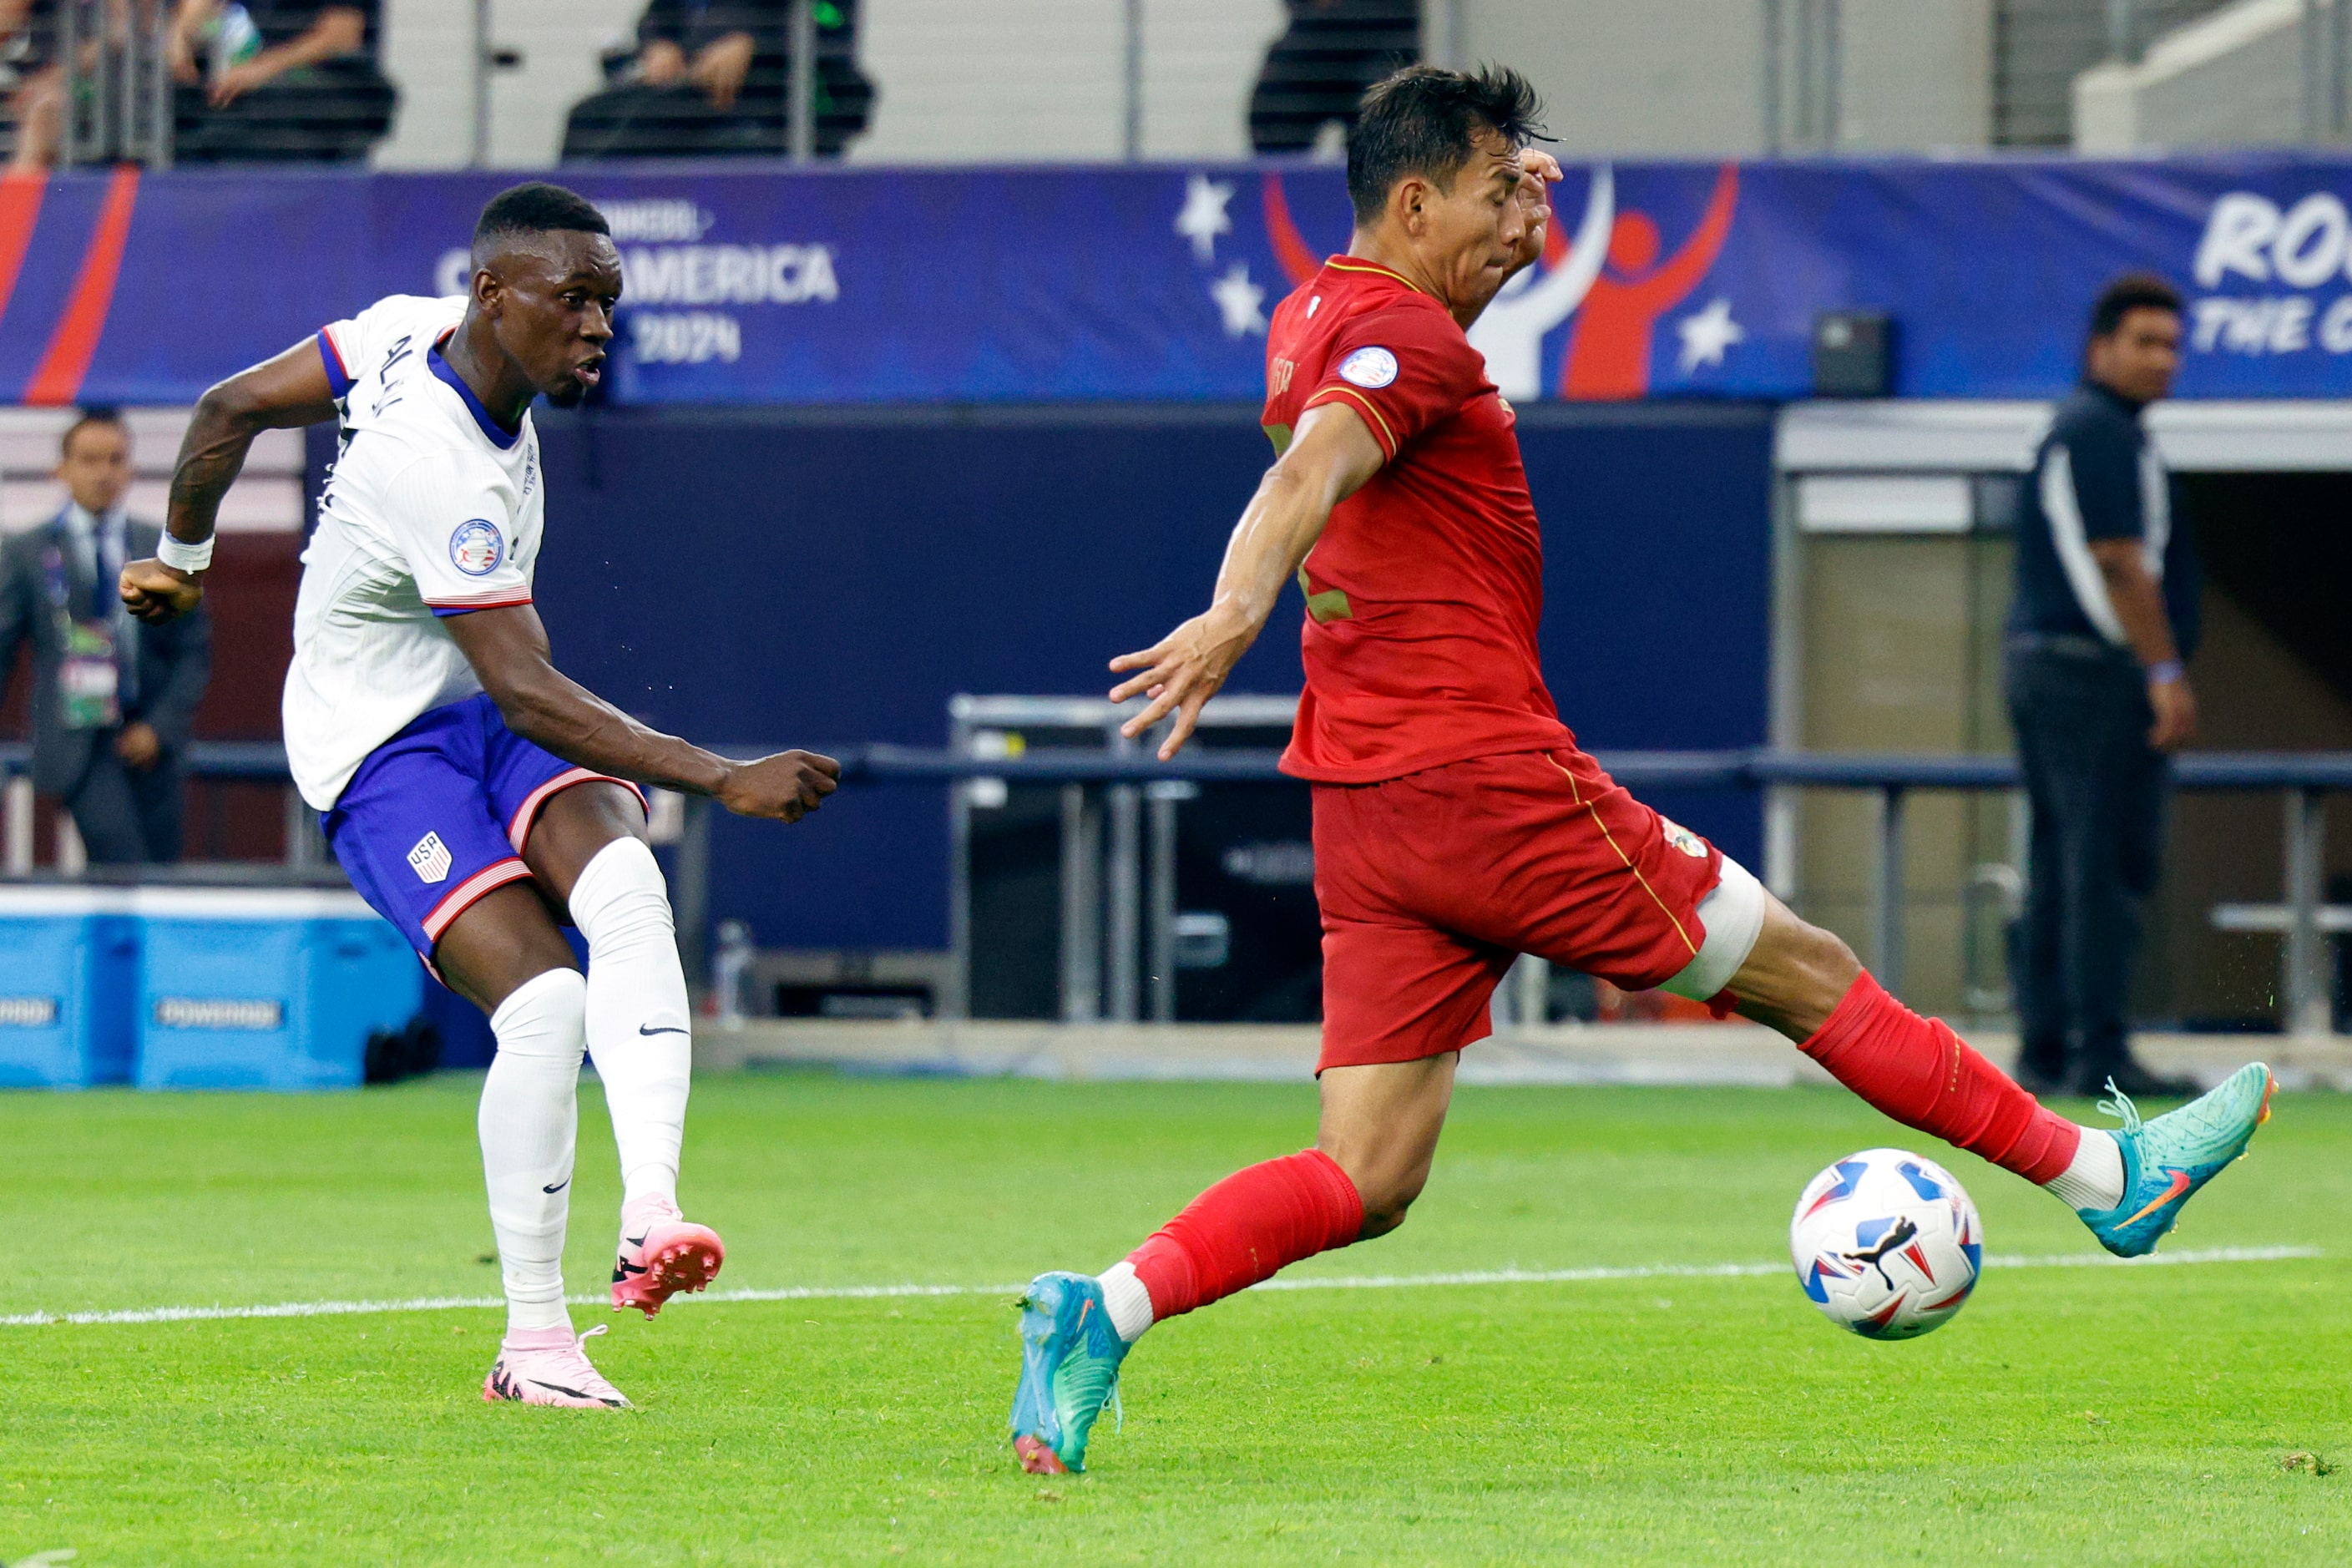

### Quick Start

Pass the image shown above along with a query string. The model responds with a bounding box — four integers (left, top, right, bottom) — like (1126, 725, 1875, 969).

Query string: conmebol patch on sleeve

(1338, 347, 1399, 388)
(448, 519, 504, 576)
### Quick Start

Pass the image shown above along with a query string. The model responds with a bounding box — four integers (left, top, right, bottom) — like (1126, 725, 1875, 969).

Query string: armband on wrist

(155, 533, 215, 574)
(2146, 660, 2184, 686)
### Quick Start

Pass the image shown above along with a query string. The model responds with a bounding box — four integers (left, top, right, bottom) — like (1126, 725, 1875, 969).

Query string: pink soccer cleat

(482, 1324, 631, 1409)
(610, 1196, 726, 1318)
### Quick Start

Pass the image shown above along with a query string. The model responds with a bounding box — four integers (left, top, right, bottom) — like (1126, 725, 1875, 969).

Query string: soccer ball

(1789, 1148, 1982, 1340)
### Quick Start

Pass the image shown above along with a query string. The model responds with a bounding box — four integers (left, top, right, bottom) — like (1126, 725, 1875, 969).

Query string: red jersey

(1265, 256, 1575, 783)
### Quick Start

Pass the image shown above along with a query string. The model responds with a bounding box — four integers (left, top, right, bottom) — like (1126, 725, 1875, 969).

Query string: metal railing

(852, 705, 2352, 1036)
(0, 740, 323, 878)
(55, 0, 172, 168)
(7, 732, 2344, 1036)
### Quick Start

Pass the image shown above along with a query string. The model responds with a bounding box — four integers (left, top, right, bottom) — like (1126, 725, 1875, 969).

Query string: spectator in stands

(2005, 274, 2201, 1099)
(0, 410, 210, 867)
(1248, 0, 1419, 154)
(166, 0, 394, 163)
(1, 0, 63, 170)
(563, 0, 872, 161)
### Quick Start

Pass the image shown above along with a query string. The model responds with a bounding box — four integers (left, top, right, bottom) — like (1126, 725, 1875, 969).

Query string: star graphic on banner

(1175, 174, 1235, 262)
(1210, 263, 1268, 337)
(1677, 296, 1746, 372)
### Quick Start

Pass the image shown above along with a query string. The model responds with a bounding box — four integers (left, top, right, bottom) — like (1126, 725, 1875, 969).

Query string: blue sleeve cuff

(316, 330, 354, 399)
(427, 595, 533, 619)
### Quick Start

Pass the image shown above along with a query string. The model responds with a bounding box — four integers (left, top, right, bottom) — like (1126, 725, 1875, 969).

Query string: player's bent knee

(1314, 1143, 1420, 1238)
(1333, 1147, 1434, 1239)
(1712, 891, 1867, 1041)
(1357, 1181, 1424, 1240)
(569, 837, 675, 946)
(1783, 915, 1861, 994)
(487, 967, 589, 1056)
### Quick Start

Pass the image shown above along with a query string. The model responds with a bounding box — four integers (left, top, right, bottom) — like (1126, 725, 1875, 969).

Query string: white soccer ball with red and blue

(1789, 1147, 1982, 1340)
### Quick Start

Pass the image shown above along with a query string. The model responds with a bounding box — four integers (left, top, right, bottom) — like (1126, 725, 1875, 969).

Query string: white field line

(0, 1245, 2319, 1329)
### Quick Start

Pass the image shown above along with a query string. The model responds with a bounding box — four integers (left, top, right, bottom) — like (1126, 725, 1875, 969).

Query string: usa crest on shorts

(407, 831, 453, 884)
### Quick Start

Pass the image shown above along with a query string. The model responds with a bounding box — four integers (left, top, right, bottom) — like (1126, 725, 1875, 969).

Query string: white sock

(480, 969, 588, 1337)
(2044, 1128, 2127, 1211)
(1098, 1260, 1156, 1343)
(570, 837, 693, 1209)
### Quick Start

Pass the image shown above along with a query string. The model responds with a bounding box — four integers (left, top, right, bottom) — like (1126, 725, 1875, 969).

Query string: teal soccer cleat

(2077, 1061, 2274, 1258)
(1009, 1271, 1128, 1474)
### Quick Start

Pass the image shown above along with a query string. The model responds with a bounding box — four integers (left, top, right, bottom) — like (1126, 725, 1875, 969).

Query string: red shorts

(1312, 747, 1724, 1071)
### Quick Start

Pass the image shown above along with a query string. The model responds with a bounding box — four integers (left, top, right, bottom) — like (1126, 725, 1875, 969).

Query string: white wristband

(155, 533, 215, 574)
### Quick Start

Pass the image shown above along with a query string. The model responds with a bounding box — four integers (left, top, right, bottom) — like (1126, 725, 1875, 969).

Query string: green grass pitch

(5, 1070, 2348, 1565)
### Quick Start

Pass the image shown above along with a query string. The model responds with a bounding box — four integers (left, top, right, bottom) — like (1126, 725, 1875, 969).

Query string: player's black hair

(1346, 63, 1545, 226)
(2087, 271, 2183, 340)
(59, 404, 127, 458)
(471, 182, 610, 255)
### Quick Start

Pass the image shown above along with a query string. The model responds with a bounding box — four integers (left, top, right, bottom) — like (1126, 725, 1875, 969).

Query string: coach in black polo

(2005, 274, 2202, 1100)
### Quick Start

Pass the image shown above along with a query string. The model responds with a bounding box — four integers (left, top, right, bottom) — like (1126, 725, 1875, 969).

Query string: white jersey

(283, 294, 546, 809)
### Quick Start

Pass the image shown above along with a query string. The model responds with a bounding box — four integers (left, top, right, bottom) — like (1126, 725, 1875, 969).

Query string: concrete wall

(1455, 0, 1990, 156)
(2074, 0, 2316, 153)
(1839, 0, 1993, 150)
(850, 0, 1287, 163)
(1456, 0, 1769, 155)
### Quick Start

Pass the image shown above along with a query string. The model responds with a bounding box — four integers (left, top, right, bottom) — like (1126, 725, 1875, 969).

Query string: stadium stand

(561, 0, 872, 161)
(1245, 0, 1419, 154)
(0, 0, 60, 169)
(168, 0, 396, 164)
(0, 0, 394, 167)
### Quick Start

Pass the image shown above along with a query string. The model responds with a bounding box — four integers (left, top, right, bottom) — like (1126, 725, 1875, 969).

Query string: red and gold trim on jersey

(1319, 256, 1423, 292)
(1303, 383, 1400, 459)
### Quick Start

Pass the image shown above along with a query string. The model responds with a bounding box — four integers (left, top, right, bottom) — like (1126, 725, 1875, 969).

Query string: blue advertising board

(2, 155, 2349, 407)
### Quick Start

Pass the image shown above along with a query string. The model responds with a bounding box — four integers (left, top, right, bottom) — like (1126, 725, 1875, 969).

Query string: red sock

(1802, 972, 2080, 1184)
(1125, 1148, 1364, 1322)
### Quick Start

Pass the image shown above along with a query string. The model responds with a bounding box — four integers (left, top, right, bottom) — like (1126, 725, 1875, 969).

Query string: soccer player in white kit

(121, 183, 840, 1409)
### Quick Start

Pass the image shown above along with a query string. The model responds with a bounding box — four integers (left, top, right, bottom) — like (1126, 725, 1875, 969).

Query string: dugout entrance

(1773, 401, 2352, 1032)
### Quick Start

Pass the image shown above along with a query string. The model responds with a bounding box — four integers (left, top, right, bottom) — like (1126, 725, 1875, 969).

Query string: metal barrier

(55, 0, 172, 168)
(938, 693, 1302, 1025)
(819, 719, 2352, 1037)
(0, 741, 323, 878)
(6, 733, 2342, 1035)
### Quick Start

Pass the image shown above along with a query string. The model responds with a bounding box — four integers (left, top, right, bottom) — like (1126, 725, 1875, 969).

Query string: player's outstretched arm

(122, 337, 341, 625)
(443, 604, 839, 823)
(1110, 402, 1387, 760)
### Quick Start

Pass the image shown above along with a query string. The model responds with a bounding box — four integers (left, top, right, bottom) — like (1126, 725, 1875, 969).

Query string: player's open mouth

(572, 358, 604, 388)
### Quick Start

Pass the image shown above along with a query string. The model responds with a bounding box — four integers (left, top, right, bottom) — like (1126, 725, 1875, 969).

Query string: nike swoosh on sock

(638, 1024, 689, 1036)
(542, 1179, 569, 1194)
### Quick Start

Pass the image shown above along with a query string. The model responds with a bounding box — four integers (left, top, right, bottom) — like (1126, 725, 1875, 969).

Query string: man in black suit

(0, 408, 210, 864)
(2005, 276, 2199, 1097)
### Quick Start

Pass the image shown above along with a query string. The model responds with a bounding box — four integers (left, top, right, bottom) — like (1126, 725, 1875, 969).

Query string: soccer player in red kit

(1006, 64, 2274, 1475)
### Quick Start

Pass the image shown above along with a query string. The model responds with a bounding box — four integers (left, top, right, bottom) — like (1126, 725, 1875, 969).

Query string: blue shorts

(325, 693, 647, 963)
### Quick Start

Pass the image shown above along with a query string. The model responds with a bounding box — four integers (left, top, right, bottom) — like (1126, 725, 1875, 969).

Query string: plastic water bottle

(206, 4, 262, 70)
(711, 920, 755, 1026)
